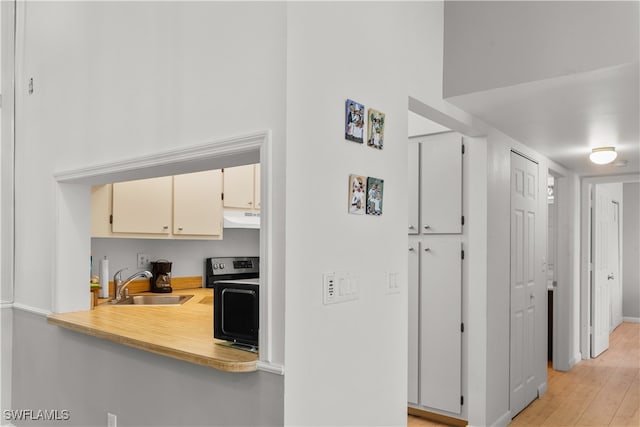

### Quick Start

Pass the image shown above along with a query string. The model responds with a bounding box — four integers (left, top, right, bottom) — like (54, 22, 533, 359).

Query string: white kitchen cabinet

(407, 241, 420, 405)
(420, 132, 463, 234)
(173, 170, 223, 236)
(254, 164, 261, 210)
(223, 164, 259, 209)
(112, 176, 173, 234)
(419, 236, 462, 414)
(408, 140, 420, 234)
(92, 171, 223, 239)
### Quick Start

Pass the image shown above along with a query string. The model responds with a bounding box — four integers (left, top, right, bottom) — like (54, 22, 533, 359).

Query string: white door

(591, 185, 611, 357)
(510, 152, 539, 416)
(420, 133, 463, 234)
(609, 201, 622, 331)
(407, 241, 420, 405)
(420, 236, 462, 414)
(408, 141, 420, 234)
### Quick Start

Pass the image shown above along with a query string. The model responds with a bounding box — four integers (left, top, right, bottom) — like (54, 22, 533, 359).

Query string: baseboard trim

(538, 381, 548, 397)
(11, 303, 51, 317)
(623, 317, 640, 323)
(488, 411, 511, 427)
(408, 407, 467, 426)
(569, 352, 582, 368)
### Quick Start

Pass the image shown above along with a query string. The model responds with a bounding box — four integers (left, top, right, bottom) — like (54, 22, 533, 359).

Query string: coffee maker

(150, 260, 172, 293)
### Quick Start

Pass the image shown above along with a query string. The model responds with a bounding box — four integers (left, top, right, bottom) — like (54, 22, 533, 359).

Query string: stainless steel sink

(113, 295, 193, 305)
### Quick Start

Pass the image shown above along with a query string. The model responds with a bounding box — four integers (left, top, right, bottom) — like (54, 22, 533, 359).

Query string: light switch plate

(137, 253, 151, 269)
(386, 271, 401, 294)
(323, 271, 359, 305)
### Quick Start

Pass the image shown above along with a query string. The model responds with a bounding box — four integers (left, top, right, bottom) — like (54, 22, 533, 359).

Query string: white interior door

(609, 201, 622, 331)
(591, 185, 611, 357)
(510, 152, 539, 416)
(419, 236, 462, 414)
(407, 241, 420, 405)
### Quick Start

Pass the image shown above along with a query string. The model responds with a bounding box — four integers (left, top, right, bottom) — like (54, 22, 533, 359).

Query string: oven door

(213, 282, 259, 347)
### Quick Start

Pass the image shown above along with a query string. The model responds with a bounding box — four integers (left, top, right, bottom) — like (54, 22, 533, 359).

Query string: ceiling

(441, 1, 639, 177)
(446, 62, 639, 176)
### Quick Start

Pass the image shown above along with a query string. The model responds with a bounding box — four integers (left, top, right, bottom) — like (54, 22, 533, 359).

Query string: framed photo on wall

(367, 109, 385, 150)
(345, 99, 365, 143)
(348, 174, 367, 215)
(366, 177, 384, 216)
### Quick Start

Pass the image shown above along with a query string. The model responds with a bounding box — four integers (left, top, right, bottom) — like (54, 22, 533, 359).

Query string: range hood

(223, 210, 260, 229)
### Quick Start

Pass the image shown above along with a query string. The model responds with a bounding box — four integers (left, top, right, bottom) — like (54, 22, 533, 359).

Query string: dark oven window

(221, 288, 257, 339)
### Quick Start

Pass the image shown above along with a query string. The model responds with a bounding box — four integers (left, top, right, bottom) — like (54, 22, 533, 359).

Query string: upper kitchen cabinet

(420, 132, 463, 234)
(223, 164, 260, 210)
(112, 176, 173, 234)
(408, 140, 420, 234)
(91, 171, 223, 240)
(173, 170, 223, 236)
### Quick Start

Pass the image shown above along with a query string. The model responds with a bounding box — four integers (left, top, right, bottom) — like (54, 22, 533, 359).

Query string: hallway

(408, 322, 640, 426)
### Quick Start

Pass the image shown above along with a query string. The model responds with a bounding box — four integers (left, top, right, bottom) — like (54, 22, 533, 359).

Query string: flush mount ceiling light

(589, 147, 617, 165)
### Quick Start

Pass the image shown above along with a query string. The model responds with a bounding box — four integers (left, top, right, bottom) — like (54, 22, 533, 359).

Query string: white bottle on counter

(99, 256, 109, 298)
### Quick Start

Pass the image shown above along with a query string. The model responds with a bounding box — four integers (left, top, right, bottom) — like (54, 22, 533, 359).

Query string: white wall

(443, 1, 639, 97)
(10, 1, 287, 423)
(623, 182, 640, 320)
(91, 229, 260, 280)
(284, 2, 414, 425)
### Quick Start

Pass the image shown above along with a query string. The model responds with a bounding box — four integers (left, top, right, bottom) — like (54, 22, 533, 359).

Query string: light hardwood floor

(408, 322, 640, 427)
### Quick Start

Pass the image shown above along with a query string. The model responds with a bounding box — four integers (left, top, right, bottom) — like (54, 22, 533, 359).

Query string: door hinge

(461, 396, 464, 406)
(109, 214, 113, 224)
(461, 215, 465, 226)
(461, 143, 465, 154)
(221, 192, 224, 201)
(461, 323, 464, 333)
(461, 249, 465, 260)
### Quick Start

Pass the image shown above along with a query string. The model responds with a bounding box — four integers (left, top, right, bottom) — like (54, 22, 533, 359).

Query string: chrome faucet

(112, 268, 153, 302)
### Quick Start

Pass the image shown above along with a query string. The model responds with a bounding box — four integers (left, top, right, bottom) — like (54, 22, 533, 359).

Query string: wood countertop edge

(47, 308, 257, 373)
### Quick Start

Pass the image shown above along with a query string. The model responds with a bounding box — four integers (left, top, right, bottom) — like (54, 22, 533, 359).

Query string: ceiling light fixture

(589, 147, 617, 165)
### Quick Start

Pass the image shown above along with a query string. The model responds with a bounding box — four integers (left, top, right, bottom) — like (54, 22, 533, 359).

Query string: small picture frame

(348, 174, 367, 215)
(366, 177, 384, 216)
(345, 99, 365, 143)
(367, 108, 385, 150)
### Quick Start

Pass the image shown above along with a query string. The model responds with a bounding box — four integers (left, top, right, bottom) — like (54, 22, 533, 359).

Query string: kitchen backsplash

(91, 229, 260, 281)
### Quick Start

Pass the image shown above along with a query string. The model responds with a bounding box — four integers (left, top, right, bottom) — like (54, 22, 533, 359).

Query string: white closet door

(408, 241, 420, 405)
(420, 132, 463, 234)
(591, 185, 611, 357)
(510, 151, 539, 416)
(420, 236, 462, 414)
(408, 141, 420, 234)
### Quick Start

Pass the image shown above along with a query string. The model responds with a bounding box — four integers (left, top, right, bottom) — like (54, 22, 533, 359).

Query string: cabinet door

(91, 184, 113, 237)
(173, 170, 223, 236)
(112, 176, 172, 234)
(420, 133, 462, 234)
(254, 164, 261, 210)
(420, 236, 462, 414)
(223, 165, 255, 209)
(408, 141, 420, 234)
(408, 241, 420, 405)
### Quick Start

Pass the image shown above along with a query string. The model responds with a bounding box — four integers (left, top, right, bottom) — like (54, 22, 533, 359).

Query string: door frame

(579, 174, 639, 359)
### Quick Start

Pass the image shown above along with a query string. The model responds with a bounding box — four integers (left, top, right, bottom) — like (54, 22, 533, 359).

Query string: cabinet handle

(248, 201, 253, 205)
(408, 225, 415, 230)
(607, 274, 614, 280)
(163, 225, 169, 230)
(178, 227, 183, 231)
(424, 248, 431, 252)
(424, 225, 431, 230)
(409, 247, 415, 252)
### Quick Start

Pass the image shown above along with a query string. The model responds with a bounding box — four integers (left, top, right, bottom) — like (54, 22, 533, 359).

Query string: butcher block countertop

(47, 288, 258, 373)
